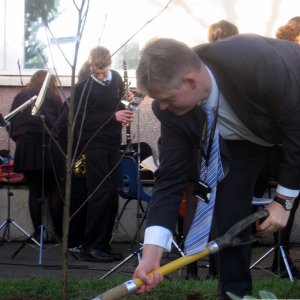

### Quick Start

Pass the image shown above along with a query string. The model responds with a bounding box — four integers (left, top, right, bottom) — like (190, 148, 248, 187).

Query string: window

(1, 0, 300, 83)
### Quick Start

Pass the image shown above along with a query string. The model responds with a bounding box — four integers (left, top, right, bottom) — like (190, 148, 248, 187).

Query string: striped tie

(185, 103, 224, 255)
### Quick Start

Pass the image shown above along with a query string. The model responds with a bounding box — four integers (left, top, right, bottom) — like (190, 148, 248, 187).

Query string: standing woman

(9, 70, 64, 240)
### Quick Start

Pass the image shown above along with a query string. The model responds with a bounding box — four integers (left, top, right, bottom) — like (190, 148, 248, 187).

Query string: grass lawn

(0, 277, 299, 300)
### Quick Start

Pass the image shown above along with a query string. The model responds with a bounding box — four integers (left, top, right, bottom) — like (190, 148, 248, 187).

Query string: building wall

(0, 86, 22, 154)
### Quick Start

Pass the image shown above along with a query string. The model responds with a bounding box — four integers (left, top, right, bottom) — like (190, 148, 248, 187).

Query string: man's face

(150, 71, 211, 116)
(93, 65, 110, 81)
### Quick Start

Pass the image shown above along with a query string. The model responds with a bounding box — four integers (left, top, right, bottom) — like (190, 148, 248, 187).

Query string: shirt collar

(105, 69, 112, 82)
(198, 66, 219, 110)
(91, 69, 112, 86)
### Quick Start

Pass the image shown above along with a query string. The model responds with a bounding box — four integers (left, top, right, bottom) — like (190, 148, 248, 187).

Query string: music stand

(0, 107, 40, 248)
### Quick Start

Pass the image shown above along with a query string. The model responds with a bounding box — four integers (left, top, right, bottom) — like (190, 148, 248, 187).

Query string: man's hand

(256, 194, 292, 236)
(133, 245, 164, 294)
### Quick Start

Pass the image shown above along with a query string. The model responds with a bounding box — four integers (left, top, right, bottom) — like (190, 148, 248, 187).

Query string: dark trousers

(83, 147, 120, 250)
(211, 140, 271, 299)
(68, 174, 87, 248)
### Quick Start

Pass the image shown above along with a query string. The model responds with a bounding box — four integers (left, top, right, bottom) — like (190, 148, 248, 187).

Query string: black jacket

(146, 34, 300, 233)
(72, 70, 125, 151)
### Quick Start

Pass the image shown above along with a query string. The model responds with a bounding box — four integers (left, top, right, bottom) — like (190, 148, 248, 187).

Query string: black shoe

(79, 249, 113, 263)
(68, 245, 82, 254)
(185, 273, 199, 280)
(103, 246, 124, 261)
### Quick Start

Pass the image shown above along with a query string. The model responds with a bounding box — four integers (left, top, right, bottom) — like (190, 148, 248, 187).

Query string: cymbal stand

(0, 114, 40, 247)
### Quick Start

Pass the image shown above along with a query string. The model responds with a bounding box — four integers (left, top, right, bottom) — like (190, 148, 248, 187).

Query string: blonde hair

(276, 20, 300, 43)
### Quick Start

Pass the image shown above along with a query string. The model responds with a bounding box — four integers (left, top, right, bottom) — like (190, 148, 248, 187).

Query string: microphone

(31, 71, 52, 116)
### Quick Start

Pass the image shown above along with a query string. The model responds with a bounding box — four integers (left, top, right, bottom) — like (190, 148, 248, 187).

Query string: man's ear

(183, 72, 197, 89)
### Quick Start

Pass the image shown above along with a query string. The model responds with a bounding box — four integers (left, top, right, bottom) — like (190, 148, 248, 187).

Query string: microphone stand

(125, 123, 134, 155)
(132, 103, 143, 255)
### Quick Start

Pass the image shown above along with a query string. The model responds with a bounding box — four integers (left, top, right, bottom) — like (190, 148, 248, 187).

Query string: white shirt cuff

(276, 184, 299, 198)
(144, 226, 173, 252)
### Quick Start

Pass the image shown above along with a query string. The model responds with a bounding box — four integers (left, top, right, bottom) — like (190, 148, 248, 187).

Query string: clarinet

(123, 60, 135, 154)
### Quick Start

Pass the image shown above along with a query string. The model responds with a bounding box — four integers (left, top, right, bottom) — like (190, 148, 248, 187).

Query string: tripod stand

(250, 197, 295, 282)
(0, 115, 40, 247)
(250, 229, 295, 281)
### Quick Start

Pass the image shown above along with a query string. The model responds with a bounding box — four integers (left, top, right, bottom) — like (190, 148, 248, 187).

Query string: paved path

(0, 240, 299, 281)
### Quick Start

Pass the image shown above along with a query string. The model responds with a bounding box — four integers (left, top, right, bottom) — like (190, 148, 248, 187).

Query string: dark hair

(208, 20, 239, 42)
(77, 61, 91, 82)
(27, 69, 59, 95)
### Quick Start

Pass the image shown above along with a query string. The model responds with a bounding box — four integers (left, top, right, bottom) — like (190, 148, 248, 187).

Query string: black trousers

(211, 140, 271, 299)
(83, 147, 120, 250)
(68, 174, 87, 248)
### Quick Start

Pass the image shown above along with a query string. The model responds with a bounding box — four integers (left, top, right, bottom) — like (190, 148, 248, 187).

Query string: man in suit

(132, 35, 300, 299)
